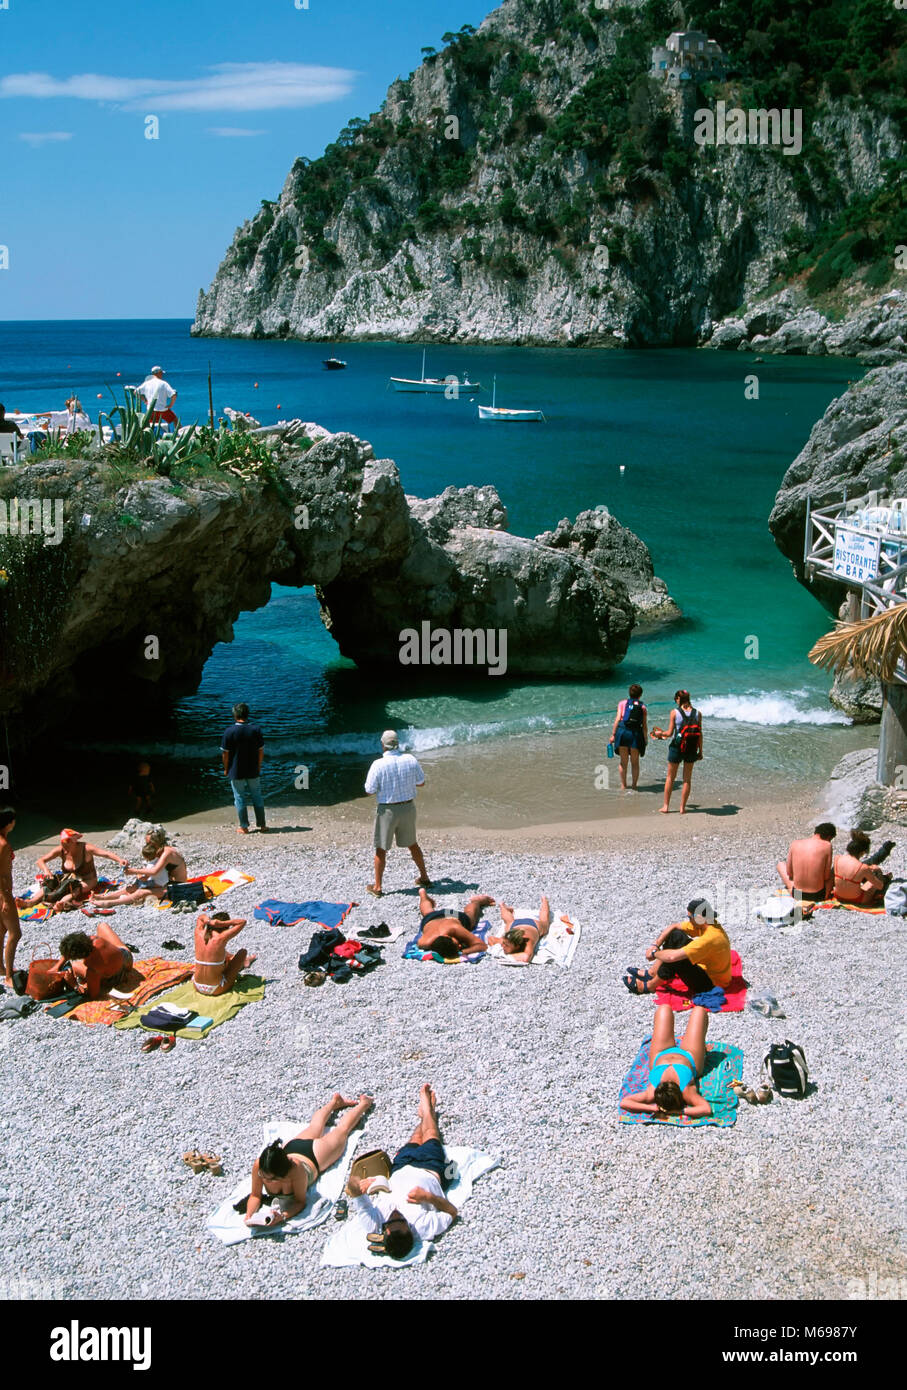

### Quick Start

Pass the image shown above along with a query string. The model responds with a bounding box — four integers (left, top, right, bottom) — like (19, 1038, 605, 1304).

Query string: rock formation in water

(0, 430, 675, 751)
(769, 361, 907, 722)
(193, 0, 906, 352)
(536, 505, 681, 625)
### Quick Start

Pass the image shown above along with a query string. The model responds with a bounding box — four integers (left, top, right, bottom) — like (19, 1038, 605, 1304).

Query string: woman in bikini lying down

(245, 1094, 374, 1227)
(619, 1003, 713, 1120)
(192, 910, 256, 997)
(487, 895, 552, 963)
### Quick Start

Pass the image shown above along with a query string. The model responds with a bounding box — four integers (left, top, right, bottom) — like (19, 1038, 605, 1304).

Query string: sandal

(141, 1034, 164, 1053)
(200, 1152, 223, 1175)
(304, 972, 325, 987)
(365, 885, 383, 897)
(182, 1150, 207, 1174)
(755, 1085, 773, 1104)
(622, 967, 652, 995)
(334, 1198, 348, 1221)
(414, 877, 432, 887)
(159, 1035, 176, 1053)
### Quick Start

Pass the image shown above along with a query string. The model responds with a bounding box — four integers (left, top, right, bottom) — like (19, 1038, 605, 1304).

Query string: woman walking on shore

(653, 689, 702, 814)
(610, 683, 648, 790)
(0, 808, 20, 989)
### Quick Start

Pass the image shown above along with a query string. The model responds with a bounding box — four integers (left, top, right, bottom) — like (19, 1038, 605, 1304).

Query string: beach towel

(157, 866, 255, 909)
(486, 911, 582, 967)
(17, 875, 122, 922)
(402, 916, 491, 964)
(618, 1037, 743, 1127)
(815, 897, 887, 916)
(207, 1119, 361, 1246)
(254, 899, 356, 930)
(320, 1146, 499, 1268)
(113, 974, 264, 1038)
(655, 950, 747, 1013)
(48, 957, 193, 1026)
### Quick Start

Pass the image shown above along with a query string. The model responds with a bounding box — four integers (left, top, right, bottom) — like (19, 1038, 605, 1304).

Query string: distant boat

(390, 348, 480, 394)
(323, 356, 347, 370)
(478, 376, 544, 422)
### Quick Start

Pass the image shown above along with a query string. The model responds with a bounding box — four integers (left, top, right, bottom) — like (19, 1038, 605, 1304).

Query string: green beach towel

(618, 1037, 743, 1127)
(113, 974, 265, 1039)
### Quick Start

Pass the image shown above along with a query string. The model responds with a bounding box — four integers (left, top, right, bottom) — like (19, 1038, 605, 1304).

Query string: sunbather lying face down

(487, 896, 552, 962)
(416, 888, 494, 959)
(619, 1004, 713, 1120)
(245, 1094, 373, 1227)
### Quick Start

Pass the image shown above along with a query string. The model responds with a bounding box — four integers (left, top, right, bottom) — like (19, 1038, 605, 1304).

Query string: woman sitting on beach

(53, 922, 135, 1000)
(610, 683, 648, 791)
(620, 1003, 712, 1120)
(193, 909, 256, 996)
(244, 1094, 374, 1227)
(487, 896, 552, 964)
(651, 689, 703, 814)
(35, 829, 128, 907)
(90, 829, 187, 907)
(0, 808, 20, 989)
(833, 829, 893, 907)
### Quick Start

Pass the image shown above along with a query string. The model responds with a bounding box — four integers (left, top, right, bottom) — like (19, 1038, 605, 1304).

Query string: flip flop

(200, 1152, 223, 1175)
(159, 1035, 176, 1053)
(304, 972, 325, 987)
(365, 886, 383, 897)
(334, 1198, 348, 1221)
(141, 1034, 164, 1053)
(414, 877, 432, 887)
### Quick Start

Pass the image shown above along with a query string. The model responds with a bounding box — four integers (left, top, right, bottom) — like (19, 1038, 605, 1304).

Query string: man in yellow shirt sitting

(624, 899, 732, 995)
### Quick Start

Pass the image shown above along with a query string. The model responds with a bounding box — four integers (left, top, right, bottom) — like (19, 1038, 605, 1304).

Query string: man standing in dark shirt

(221, 702, 266, 834)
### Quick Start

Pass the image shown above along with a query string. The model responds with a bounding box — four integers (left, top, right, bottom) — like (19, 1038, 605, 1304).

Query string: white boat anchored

(390, 349, 480, 394)
(477, 376, 545, 422)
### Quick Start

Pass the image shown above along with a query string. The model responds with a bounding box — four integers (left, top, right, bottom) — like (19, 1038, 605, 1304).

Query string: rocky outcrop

(768, 362, 907, 608)
(535, 506, 680, 625)
(706, 289, 907, 363)
(829, 671, 884, 724)
(0, 431, 673, 750)
(192, 0, 905, 351)
(819, 748, 907, 832)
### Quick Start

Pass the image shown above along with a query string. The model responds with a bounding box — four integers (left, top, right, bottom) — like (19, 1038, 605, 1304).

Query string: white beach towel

(206, 1120, 360, 1247)
(320, 1146, 499, 1269)
(487, 910, 582, 967)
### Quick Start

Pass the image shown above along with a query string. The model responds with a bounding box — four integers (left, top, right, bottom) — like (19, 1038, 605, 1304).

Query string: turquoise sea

(0, 319, 871, 819)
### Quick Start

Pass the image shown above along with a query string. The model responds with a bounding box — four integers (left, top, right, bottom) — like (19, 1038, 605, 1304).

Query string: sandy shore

(2, 756, 904, 1302)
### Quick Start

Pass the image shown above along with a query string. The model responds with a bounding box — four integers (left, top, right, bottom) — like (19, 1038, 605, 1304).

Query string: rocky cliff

(193, 0, 906, 349)
(0, 431, 674, 752)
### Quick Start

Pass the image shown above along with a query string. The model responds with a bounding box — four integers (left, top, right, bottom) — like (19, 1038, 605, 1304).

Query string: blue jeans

(230, 777, 265, 829)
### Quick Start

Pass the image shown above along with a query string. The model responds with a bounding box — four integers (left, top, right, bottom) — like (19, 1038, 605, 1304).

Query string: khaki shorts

(374, 801, 417, 850)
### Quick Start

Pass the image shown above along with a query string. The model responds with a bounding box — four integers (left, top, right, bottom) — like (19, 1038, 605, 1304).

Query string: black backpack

(762, 1040, 809, 1098)
(623, 699, 645, 731)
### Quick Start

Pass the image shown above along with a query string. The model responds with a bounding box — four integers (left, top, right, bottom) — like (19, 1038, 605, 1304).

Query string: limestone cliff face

(0, 432, 674, 750)
(193, 0, 905, 350)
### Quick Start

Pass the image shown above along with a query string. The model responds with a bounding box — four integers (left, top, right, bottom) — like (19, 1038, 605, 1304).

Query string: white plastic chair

(0, 433, 20, 464)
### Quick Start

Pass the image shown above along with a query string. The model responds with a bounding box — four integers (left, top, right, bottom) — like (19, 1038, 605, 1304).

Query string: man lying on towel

(345, 1084, 459, 1258)
(245, 1094, 374, 1227)
(51, 922, 134, 999)
(623, 898, 732, 996)
(416, 888, 494, 960)
(487, 895, 551, 963)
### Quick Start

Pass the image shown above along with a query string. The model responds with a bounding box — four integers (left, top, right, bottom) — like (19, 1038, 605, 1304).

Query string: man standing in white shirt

(137, 365, 178, 430)
(346, 1084, 458, 1259)
(364, 729, 430, 896)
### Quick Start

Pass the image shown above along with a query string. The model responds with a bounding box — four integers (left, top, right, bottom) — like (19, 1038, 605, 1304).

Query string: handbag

(25, 942, 67, 1001)
(346, 1148, 392, 1196)
(167, 880, 211, 906)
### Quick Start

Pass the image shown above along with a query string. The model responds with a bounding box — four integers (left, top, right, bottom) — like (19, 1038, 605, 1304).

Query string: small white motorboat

(477, 376, 544, 421)
(390, 348, 480, 393)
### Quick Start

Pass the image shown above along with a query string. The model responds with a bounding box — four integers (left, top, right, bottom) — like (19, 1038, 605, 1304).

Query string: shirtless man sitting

(245, 1093, 374, 1228)
(193, 910, 257, 996)
(487, 896, 552, 963)
(777, 823, 836, 902)
(416, 888, 494, 959)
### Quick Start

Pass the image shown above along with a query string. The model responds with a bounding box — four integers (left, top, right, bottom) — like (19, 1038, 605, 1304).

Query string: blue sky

(0, 0, 493, 319)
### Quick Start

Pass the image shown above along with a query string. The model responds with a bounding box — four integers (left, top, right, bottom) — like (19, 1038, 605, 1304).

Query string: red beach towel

(655, 950, 747, 1013)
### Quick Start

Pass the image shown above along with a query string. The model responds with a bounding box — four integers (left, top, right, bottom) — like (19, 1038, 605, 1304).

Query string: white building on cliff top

(651, 30, 729, 85)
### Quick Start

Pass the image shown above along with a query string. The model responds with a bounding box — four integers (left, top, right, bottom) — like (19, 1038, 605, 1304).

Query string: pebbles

(1, 812, 904, 1300)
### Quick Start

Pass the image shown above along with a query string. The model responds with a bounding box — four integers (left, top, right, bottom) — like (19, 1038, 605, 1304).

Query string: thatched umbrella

(809, 601, 907, 784)
(808, 601, 907, 684)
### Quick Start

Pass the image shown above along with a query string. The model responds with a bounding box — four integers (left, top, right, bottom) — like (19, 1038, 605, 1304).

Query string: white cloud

(0, 63, 356, 112)
(208, 127, 268, 137)
(17, 131, 73, 145)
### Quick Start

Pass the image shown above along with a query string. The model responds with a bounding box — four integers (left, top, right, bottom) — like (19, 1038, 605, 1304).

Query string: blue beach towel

(403, 917, 492, 964)
(618, 1036, 743, 1127)
(254, 899, 356, 930)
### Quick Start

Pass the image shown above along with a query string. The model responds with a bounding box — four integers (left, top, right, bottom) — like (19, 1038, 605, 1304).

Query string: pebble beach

(2, 790, 904, 1303)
